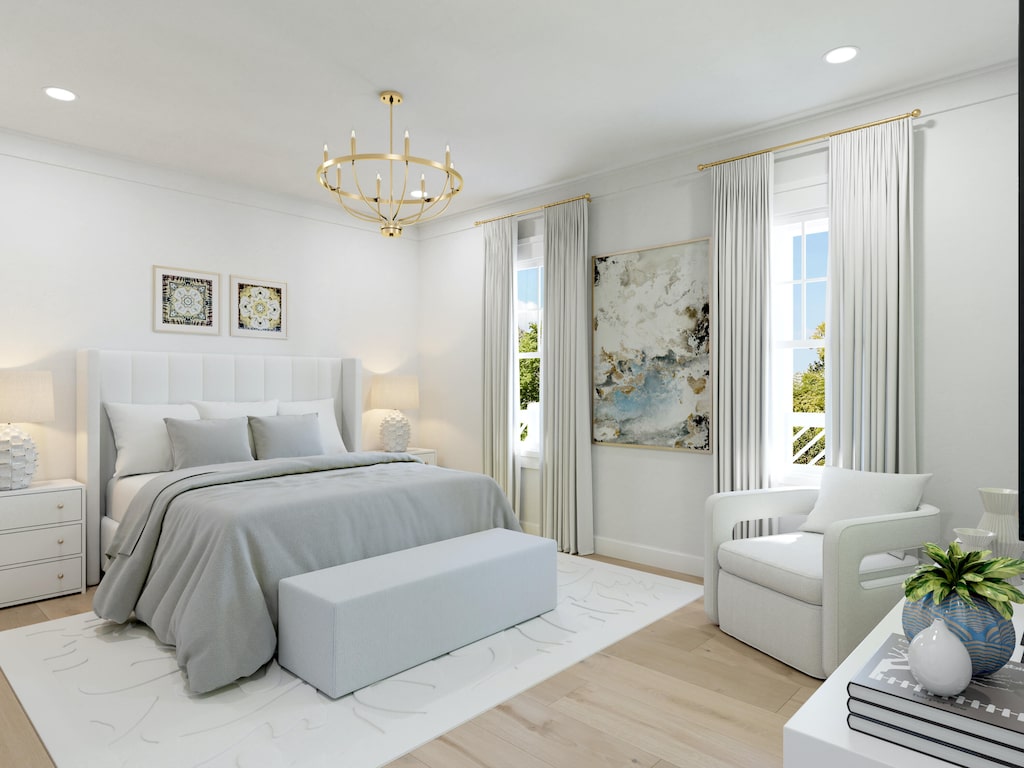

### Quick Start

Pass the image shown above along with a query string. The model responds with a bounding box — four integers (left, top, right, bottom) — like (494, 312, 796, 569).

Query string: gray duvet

(92, 452, 520, 693)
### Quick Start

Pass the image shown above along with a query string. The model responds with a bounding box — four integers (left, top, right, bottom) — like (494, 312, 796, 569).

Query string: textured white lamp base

(0, 423, 39, 491)
(379, 410, 411, 452)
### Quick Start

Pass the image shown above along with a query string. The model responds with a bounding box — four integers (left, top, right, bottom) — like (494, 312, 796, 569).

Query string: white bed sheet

(106, 473, 163, 523)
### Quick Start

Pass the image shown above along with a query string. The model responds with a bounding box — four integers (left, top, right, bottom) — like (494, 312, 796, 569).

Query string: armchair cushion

(718, 531, 918, 605)
(797, 466, 931, 534)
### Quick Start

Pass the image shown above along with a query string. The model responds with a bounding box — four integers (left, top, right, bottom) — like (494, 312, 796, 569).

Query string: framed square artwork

(229, 276, 287, 339)
(153, 266, 220, 335)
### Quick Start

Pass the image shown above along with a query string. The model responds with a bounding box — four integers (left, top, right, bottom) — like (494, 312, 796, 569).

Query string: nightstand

(0, 479, 85, 608)
(373, 447, 437, 466)
(404, 447, 437, 465)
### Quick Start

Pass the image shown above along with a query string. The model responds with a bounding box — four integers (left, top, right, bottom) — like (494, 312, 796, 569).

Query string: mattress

(106, 473, 162, 523)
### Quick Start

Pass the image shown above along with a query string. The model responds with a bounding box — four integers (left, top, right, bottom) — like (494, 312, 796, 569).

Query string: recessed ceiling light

(824, 46, 859, 64)
(44, 86, 77, 102)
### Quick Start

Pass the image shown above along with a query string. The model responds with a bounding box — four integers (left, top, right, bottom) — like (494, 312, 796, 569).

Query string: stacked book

(846, 633, 1024, 768)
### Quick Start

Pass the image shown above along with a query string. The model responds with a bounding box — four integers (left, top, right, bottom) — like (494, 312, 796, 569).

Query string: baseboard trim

(520, 520, 540, 537)
(594, 536, 703, 579)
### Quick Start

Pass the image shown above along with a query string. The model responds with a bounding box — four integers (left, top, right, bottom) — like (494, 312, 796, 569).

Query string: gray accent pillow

(249, 413, 324, 460)
(164, 416, 254, 470)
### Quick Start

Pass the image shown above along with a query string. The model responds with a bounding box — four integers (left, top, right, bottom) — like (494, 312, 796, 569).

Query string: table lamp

(0, 370, 55, 491)
(370, 375, 419, 452)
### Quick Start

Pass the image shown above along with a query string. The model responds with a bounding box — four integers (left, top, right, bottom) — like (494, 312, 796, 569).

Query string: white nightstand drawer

(0, 557, 83, 607)
(0, 523, 82, 567)
(0, 488, 83, 530)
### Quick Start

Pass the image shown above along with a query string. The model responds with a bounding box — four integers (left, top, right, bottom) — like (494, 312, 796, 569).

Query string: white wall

(3, 65, 1016, 574)
(1, 131, 422, 482)
(417, 65, 1019, 575)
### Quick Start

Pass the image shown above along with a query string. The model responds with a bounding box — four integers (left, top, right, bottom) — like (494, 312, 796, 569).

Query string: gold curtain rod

(474, 193, 591, 227)
(697, 109, 921, 171)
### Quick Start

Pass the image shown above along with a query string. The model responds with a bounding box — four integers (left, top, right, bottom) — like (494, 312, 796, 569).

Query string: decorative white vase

(977, 487, 1021, 559)
(908, 617, 973, 697)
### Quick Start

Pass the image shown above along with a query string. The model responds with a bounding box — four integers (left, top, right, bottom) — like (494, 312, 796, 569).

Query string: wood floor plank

(604, 630, 801, 712)
(551, 681, 778, 768)
(474, 692, 664, 768)
(563, 652, 787, 759)
(408, 720, 555, 768)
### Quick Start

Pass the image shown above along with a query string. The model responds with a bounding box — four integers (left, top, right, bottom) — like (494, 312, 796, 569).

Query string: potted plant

(902, 540, 1024, 676)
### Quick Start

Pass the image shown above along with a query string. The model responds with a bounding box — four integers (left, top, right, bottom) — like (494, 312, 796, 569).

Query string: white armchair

(704, 483, 940, 678)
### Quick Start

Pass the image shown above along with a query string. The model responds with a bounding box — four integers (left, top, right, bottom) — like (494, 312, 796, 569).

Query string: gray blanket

(92, 452, 520, 693)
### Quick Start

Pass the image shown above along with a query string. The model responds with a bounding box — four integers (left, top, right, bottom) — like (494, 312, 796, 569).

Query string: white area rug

(0, 555, 701, 768)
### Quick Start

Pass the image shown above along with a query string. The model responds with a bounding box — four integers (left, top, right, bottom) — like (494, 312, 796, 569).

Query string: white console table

(784, 599, 1024, 767)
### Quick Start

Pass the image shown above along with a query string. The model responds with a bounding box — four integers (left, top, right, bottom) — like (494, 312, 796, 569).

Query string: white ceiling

(2, 1, 1018, 218)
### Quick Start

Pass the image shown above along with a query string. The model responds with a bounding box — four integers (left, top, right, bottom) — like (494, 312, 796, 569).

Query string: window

(770, 213, 828, 482)
(515, 222, 544, 457)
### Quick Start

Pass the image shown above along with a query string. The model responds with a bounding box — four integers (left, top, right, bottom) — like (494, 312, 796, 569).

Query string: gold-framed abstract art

(229, 276, 287, 339)
(153, 266, 220, 335)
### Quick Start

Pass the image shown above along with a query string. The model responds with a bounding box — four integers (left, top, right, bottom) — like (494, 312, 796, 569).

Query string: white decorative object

(908, 617, 973, 697)
(0, 370, 55, 491)
(977, 487, 1021, 559)
(370, 374, 419, 452)
(953, 526, 997, 553)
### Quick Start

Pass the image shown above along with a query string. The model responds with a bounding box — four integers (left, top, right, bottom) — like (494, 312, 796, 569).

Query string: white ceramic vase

(977, 487, 1021, 559)
(908, 617, 973, 697)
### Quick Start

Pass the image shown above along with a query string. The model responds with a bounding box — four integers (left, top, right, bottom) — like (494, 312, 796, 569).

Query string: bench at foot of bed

(277, 527, 557, 698)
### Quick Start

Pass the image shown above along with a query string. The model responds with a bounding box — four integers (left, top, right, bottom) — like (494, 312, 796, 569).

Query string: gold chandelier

(318, 91, 464, 238)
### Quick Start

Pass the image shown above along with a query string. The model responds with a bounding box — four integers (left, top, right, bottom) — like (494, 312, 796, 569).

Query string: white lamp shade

(370, 375, 420, 411)
(0, 370, 55, 423)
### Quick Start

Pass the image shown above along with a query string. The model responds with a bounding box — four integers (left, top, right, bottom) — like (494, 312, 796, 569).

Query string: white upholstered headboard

(75, 349, 362, 585)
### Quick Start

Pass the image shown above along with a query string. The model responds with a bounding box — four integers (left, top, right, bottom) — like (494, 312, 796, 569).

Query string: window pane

(792, 284, 802, 339)
(518, 318, 540, 352)
(792, 235, 802, 280)
(517, 267, 540, 307)
(805, 281, 826, 338)
(792, 348, 825, 414)
(806, 231, 828, 278)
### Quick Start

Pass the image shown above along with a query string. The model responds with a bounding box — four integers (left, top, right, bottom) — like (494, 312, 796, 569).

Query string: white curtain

(541, 199, 594, 554)
(482, 218, 515, 498)
(711, 153, 774, 495)
(827, 118, 916, 472)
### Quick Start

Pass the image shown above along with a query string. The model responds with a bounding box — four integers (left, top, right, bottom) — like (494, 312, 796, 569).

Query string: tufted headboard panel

(75, 349, 362, 585)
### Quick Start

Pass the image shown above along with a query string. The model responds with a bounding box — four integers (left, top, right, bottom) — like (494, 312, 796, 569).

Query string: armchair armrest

(821, 503, 941, 674)
(704, 487, 818, 624)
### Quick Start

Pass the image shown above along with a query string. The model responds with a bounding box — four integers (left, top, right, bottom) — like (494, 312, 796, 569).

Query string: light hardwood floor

(0, 557, 821, 768)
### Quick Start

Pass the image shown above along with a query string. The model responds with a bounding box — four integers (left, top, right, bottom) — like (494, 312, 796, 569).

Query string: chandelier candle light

(318, 91, 463, 238)
(0, 370, 55, 491)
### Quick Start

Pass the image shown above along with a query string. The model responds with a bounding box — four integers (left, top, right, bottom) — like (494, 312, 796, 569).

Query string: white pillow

(105, 402, 200, 477)
(164, 416, 254, 470)
(277, 398, 347, 453)
(191, 399, 279, 419)
(798, 466, 932, 534)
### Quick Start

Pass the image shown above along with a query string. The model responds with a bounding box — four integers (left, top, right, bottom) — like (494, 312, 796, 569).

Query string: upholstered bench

(277, 527, 557, 698)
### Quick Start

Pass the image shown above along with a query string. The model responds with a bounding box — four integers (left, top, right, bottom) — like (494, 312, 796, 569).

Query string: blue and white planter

(902, 595, 1016, 677)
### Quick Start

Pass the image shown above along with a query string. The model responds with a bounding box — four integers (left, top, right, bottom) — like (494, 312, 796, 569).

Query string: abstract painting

(592, 237, 711, 452)
(230, 276, 287, 339)
(153, 266, 220, 335)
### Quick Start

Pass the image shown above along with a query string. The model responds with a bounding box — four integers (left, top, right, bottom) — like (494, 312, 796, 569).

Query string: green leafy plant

(904, 541, 1024, 620)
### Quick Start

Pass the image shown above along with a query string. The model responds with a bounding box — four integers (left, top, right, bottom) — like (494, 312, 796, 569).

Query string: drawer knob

(57, 538, 65, 545)
(57, 573, 64, 580)
(57, 503, 65, 510)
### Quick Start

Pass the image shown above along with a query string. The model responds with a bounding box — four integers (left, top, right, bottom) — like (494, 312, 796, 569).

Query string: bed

(75, 349, 520, 693)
